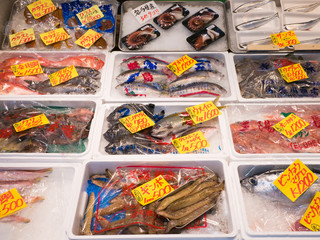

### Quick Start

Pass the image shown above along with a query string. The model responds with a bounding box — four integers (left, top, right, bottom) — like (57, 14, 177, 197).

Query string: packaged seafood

(68, 159, 237, 238)
(2, 0, 118, 51)
(0, 51, 107, 97)
(119, 1, 227, 52)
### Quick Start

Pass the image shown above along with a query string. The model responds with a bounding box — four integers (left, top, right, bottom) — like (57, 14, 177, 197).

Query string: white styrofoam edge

(230, 159, 320, 239)
(67, 156, 239, 240)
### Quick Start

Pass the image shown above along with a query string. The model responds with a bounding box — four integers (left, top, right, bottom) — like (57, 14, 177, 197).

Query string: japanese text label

(9, 28, 35, 48)
(39, 28, 70, 45)
(172, 131, 210, 154)
(76, 5, 104, 25)
(0, 188, 27, 219)
(131, 1, 161, 24)
(270, 31, 300, 48)
(49, 65, 79, 86)
(300, 192, 320, 231)
(119, 111, 155, 133)
(75, 29, 103, 49)
(278, 63, 309, 83)
(167, 55, 197, 76)
(13, 113, 50, 132)
(186, 101, 221, 124)
(11, 60, 43, 77)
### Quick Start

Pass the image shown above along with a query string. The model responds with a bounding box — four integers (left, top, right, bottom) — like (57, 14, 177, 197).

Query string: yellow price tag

(11, 60, 43, 77)
(49, 65, 79, 87)
(76, 5, 104, 25)
(172, 131, 210, 154)
(0, 188, 27, 219)
(273, 113, 309, 139)
(119, 111, 155, 134)
(186, 101, 221, 125)
(13, 113, 50, 132)
(132, 175, 174, 206)
(300, 192, 320, 231)
(75, 29, 103, 49)
(27, 0, 56, 19)
(278, 63, 309, 83)
(167, 55, 197, 76)
(39, 28, 70, 46)
(273, 159, 318, 202)
(9, 28, 36, 48)
(270, 31, 300, 48)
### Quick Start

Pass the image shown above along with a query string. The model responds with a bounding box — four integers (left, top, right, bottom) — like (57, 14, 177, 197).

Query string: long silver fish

(233, 0, 272, 13)
(169, 82, 227, 97)
(116, 69, 169, 86)
(239, 37, 273, 48)
(284, 2, 320, 13)
(235, 13, 279, 31)
(185, 57, 225, 74)
(115, 82, 167, 97)
(284, 17, 320, 31)
(120, 56, 169, 72)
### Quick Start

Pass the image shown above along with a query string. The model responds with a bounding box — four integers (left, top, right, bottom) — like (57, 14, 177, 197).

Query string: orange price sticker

(270, 30, 300, 48)
(167, 55, 197, 76)
(300, 192, 320, 231)
(0, 188, 27, 219)
(119, 111, 155, 134)
(11, 60, 43, 77)
(172, 131, 210, 154)
(39, 28, 70, 46)
(278, 63, 309, 83)
(49, 65, 79, 86)
(27, 0, 56, 19)
(132, 175, 174, 206)
(273, 159, 318, 202)
(75, 29, 103, 49)
(13, 113, 50, 132)
(9, 28, 36, 48)
(186, 101, 221, 125)
(76, 5, 104, 25)
(273, 113, 309, 139)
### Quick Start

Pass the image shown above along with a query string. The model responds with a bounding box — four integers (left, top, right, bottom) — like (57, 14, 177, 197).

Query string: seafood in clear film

(182, 7, 219, 32)
(154, 4, 189, 30)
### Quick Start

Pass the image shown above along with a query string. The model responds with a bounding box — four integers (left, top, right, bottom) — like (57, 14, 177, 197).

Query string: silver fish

(169, 82, 227, 97)
(284, 2, 320, 13)
(284, 17, 320, 31)
(120, 56, 169, 72)
(239, 37, 273, 48)
(116, 82, 167, 97)
(235, 13, 279, 31)
(185, 57, 225, 74)
(233, 0, 272, 13)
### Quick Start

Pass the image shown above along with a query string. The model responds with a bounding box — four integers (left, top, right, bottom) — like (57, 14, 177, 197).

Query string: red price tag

(0, 188, 27, 219)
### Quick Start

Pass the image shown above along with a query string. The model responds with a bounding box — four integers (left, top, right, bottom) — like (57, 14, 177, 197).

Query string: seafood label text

(75, 29, 103, 49)
(278, 63, 309, 83)
(273, 113, 310, 139)
(76, 5, 104, 25)
(132, 175, 174, 206)
(9, 28, 36, 48)
(186, 101, 221, 124)
(119, 111, 155, 133)
(0, 188, 27, 219)
(172, 131, 210, 154)
(300, 192, 320, 231)
(11, 60, 43, 76)
(167, 55, 198, 76)
(270, 31, 300, 48)
(13, 113, 50, 132)
(49, 65, 79, 86)
(273, 159, 318, 202)
(27, 0, 56, 19)
(40, 28, 70, 45)
(131, 1, 161, 24)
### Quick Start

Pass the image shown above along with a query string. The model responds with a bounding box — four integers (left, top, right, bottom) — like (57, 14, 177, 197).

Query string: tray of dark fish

(226, 0, 320, 52)
(0, 52, 106, 96)
(232, 160, 320, 236)
(95, 102, 227, 156)
(105, 52, 236, 102)
(68, 159, 236, 237)
(2, 0, 118, 51)
(0, 100, 97, 156)
(0, 164, 76, 240)
(231, 53, 320, 101)
(119, 1, 227, 52)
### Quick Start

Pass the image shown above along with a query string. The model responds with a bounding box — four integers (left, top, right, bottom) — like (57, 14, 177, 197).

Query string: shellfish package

(0, 101, 94, 153)
(81, 166, 230, 235)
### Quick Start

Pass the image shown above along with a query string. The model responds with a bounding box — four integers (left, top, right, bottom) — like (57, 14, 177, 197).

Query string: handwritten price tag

(131, 1, 161, 24)
(273, 159, 318, 202)
(278, 63, 309, 83)
(172, 131, 210, 154)
(40, 28, 70, 46)
(75, 29, 102, 49)
(270, 30, 300, 48)
(13, 113, 50, 132)
(27, 0, 56, 19)
(186, 101, 221, 125)
(49, 65, 79, 86)
(167, 55, 197, 77)
(9, 28, 35, 48)
(132, 175, 174, 206)
(0, 188, 27, 219)
(76, 5, 104, 25)
(119, 111, 155, 134)
(11, 60, 43, 77)
(273, 113, 309, 139)
(300, 192, 320, 231)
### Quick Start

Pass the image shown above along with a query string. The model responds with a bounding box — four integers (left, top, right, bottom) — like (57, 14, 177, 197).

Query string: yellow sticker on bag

(270, 31, 300, 48)
(76, 5, 104, 25)
(167, 55, 197, 76)
(273, 113, 309, 139)
(39, 28, 70, 46)
(13, 113, 50, 132)
(75, 29, 103, 49)
(9, 28, 36, 48)
(27, 0, 56, 19)
(186, 101, 221, 125)
(300, 192, 320, 231)
(119, 111, 155, 134)
(0, 188, 27, 219)
(49, 65, 79, 87)
(172, 131, 210, 154)
(278, 63, 309, 83)
(132, 175, 174, 206)
(11, 60, 43, 77)
(273, 159, 318, 202)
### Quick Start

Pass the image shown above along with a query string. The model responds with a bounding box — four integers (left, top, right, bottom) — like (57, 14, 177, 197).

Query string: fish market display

(153, 4, 189, 30)
(284, 2, 320, 13)
(233, 0, 272, 13)
(235, 13, 279, 31)
(80, 166, 228, 235)
(284, 17, 320, 31)
(182, 7, 219, 32)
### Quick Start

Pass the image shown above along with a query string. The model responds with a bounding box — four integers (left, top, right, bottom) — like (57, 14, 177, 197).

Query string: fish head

(86, 68, 101, 78)
(241, 171, 278, 194)
(91, 57, 105, 70)
(150, 122, 172, 138)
